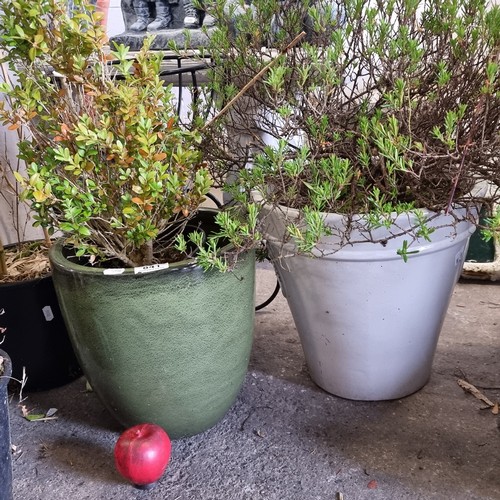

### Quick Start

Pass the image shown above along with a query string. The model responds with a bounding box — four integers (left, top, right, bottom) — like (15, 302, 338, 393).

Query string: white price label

(42, 306, 54, 321)
(103, 268, 125, 275)
(134, 263, 170, 274)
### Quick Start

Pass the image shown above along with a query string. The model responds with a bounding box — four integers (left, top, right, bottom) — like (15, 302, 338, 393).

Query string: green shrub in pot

(202, 0, 500, 247)
(199, 0, 500, 399)
(0, 0, 259, 268)
(0, 0, 260, 436)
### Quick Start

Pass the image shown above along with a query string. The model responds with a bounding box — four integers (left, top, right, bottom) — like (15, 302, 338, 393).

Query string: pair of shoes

(131, 14, 172, 31)
(130, 1, 172, 31)
(147, 12, 172, 30)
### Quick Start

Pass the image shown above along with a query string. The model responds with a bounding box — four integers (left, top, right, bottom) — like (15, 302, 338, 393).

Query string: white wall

(0, 128, 44, 246)
(106, 0, 125, 38)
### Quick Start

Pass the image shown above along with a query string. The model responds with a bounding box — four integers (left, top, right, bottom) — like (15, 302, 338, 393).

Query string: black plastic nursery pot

(0, 275, 81, 391)
(0, 349, 13, 500)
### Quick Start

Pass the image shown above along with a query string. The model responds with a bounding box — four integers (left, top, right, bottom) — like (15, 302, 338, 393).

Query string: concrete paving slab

(7, 264, 500, 500)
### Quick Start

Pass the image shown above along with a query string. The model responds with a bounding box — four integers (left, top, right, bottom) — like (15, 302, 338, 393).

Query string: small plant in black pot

(0, 150, 81, 391)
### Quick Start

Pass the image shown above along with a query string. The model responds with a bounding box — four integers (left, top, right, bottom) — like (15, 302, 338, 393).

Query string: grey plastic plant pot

(49, 214, 256, 439)
(263, 204, 476, 401)
(0, 349, 13, 500)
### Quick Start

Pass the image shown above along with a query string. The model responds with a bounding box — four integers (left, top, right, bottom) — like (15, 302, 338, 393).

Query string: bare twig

(202, 31, 307, 131)
(457, 378, 496, 408)
(0, 238, 6, 277)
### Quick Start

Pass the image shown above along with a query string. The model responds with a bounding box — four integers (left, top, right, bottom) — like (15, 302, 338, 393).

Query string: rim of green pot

(48, 239, 240, 277)
(48, 209, 241, 277)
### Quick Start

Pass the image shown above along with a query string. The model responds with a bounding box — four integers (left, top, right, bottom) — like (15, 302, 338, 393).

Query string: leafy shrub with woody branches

(0, 0, 259, 269)
(200, 0, 500, 255)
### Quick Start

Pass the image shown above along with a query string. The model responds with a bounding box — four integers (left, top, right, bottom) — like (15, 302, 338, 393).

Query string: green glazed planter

(49, 219, 255, 439)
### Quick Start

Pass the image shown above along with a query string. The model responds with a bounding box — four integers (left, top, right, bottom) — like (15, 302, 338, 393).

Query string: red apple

(114, 423, 171, 487)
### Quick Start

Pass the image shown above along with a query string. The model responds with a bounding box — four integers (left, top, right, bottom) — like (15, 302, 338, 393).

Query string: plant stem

(135, 240, 153, 267)
(43, 227, 51, 248)
(446, 95, 486, 214)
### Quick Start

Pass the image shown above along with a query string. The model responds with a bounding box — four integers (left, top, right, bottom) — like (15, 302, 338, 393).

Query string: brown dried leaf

(153, 152, 167, 161)
(367, 480, 378, 489)
(492, 402, 499, 415)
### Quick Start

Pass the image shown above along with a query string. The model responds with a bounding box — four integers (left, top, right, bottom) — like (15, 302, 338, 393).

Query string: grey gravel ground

(7, 263, 500, 500)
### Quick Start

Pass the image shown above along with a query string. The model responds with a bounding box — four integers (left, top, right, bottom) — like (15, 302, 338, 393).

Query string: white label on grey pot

(134, 263, 170, 274)
(42, 306, 54, 321)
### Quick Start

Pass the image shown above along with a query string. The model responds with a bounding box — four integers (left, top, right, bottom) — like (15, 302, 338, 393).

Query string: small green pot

(49, 217, 255, 438)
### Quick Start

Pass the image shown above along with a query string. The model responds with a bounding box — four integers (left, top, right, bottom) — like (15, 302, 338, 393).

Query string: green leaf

(25, 414, 46, 421)
(14, 24, 25, 37)
(28, 47, 37, 62)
